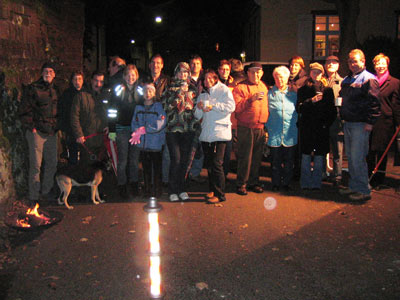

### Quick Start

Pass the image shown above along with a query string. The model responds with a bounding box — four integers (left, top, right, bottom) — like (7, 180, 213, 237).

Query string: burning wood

(6, 203, 63, 230)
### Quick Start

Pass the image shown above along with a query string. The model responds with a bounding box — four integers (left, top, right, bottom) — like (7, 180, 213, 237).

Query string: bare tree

(323, 0, 360, 73)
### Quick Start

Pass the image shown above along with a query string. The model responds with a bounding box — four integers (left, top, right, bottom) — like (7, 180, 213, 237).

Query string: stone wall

(0, 0, 85, 204)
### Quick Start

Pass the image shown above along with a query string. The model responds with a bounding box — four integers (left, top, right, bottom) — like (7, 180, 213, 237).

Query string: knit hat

(41, 62, 56, 72)
(309, 62, 324, 74)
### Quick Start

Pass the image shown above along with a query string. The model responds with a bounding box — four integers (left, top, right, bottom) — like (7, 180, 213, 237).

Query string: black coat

(370, 75, 400, 151)
(296, 79, 336, 155)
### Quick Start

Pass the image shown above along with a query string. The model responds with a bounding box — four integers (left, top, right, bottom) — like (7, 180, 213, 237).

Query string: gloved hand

(108, 132, 116, 142)
(129, 127, 146, 145)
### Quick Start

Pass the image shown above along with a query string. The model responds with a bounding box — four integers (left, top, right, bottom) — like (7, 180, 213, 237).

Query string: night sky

(84, 0, 255, 72)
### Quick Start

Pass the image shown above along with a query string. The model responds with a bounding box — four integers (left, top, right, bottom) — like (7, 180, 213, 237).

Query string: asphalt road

(2, 159, 400, 300)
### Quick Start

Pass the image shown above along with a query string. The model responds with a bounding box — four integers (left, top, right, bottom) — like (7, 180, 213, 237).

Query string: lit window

(314, 15, 340, 59)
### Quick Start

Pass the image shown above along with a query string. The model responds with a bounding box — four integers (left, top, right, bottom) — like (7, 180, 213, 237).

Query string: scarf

(376, 70, 389, 87)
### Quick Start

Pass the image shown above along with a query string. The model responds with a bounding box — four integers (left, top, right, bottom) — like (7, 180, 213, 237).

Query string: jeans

(300, 154, 324, 189)
(202, 141, 226, 201)
(330, 134, 344, 180)
(166, 132, 195, 195)
(344, 122, 371, 195)
(236, 126, 264, 187)
(26, 130, 57, 201)
(270, 145, 295, 187)
(116, 130, 140, 185)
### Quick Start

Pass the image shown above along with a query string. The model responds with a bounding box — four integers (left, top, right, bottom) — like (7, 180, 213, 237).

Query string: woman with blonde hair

(108, 64, 141, 198)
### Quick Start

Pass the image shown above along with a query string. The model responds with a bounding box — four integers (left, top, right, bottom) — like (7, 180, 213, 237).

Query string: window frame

(311, 10, 340, 61)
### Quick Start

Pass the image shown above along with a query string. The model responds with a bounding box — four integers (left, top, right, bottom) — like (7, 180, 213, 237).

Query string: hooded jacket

(131, 102, 166, 151)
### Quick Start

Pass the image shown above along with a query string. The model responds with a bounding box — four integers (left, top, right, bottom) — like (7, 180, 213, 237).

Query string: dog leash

(81, 133, 105, 161)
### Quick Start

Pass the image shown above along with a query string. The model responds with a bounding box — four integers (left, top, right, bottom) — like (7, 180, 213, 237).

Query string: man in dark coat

(70, 71, 108, 165)
(58, 70, 85, 165)
(19, 62, 60, 203)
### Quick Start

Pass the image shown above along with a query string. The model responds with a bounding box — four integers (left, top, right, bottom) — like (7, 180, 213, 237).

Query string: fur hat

(309, 62, 324, 74)
(174, 62, 191, 77)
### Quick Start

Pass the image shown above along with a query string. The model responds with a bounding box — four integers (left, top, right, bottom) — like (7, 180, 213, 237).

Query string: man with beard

(71, 71, 108, 165)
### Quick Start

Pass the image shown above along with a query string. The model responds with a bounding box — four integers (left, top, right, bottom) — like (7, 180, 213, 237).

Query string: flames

(16, 203, 51, 228)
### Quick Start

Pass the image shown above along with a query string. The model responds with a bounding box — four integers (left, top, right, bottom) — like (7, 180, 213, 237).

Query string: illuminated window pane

(328, 35, 339, 56)
(314, 14, 340, 59)
(315, 35, 326, 57)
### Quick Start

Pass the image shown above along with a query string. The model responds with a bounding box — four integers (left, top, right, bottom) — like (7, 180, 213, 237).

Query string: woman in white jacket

(195, 69, 235, 203)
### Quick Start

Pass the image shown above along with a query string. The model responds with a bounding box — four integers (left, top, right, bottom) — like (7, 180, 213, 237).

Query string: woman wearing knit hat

(161, 62, 200, 202)
(296, 62, 336, 190)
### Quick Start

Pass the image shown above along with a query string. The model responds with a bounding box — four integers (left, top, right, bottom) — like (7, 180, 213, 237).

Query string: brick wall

(0, 0, 85, 205)
(0, 0, 85, 89)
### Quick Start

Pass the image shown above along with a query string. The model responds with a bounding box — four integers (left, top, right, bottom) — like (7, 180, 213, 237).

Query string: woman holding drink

(296, 63, 336, 190)
(195, 69, 235, 203)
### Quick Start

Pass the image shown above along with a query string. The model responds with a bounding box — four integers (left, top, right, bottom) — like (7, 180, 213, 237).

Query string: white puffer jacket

(194, 81, 235, 142)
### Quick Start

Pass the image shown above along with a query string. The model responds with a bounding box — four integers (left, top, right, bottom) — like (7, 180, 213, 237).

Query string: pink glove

(129, 127, 146, 145)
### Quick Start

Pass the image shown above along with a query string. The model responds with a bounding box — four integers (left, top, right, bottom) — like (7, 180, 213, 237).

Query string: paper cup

(335, 97, 342, 106)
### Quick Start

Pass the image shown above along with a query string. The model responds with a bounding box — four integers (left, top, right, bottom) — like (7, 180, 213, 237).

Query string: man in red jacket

(233, 62, 269, 195)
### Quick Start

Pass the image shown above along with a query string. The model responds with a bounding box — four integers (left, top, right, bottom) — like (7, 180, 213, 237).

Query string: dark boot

(130, 182, 139, 196)
(119, 185, 128, 198)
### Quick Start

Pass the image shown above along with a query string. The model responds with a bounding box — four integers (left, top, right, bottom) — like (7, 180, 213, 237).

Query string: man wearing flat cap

(19, 62, 60, 203)
(324, 55, 344, 185)
(233, 62, 269, 195)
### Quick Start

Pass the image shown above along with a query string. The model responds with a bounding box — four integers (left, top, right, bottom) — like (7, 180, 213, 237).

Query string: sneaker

(349, 192, 371, 202)
(338, 187, 354, 195)
(169, 194, 179, 202)
(179, 192, 190, 201)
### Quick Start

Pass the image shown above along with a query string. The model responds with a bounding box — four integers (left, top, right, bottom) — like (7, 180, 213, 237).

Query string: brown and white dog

(56, 160, 109, 210)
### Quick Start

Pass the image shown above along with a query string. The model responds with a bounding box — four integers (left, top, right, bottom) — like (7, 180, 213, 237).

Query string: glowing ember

(16, 217, 31, 228)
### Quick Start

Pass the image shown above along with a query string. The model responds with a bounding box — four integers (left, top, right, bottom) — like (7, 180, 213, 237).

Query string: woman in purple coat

(367, 53, 400, 190)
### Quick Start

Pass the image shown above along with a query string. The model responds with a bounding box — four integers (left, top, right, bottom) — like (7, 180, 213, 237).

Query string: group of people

(18, 48, 400, 205)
